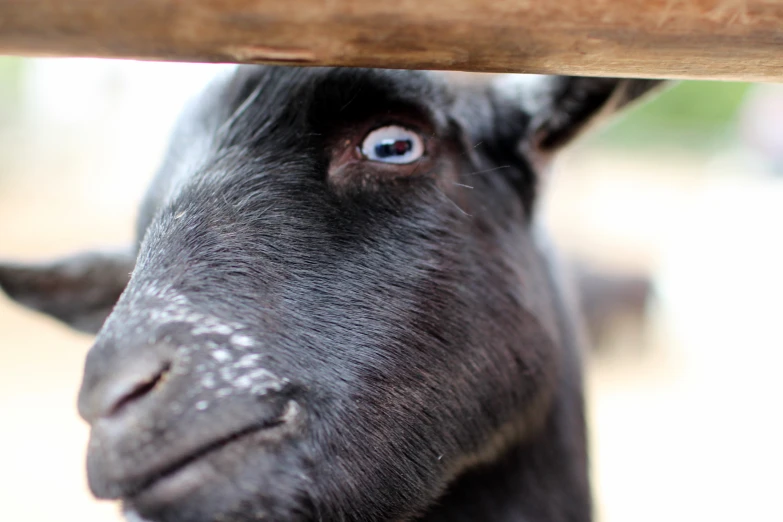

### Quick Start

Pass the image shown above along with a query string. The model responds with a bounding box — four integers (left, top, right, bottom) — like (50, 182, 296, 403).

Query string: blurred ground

(1, 59, 782, 521)
(548, 151, 783, 522)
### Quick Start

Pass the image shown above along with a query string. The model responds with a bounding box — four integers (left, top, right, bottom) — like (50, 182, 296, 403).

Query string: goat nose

(78, 351, 171, 424)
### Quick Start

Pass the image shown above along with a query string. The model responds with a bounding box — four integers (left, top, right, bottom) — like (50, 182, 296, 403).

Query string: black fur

(0, 67, 661, 522)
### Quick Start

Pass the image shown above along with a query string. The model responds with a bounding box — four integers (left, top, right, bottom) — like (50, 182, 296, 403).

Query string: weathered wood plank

(1, 0, 781, 81)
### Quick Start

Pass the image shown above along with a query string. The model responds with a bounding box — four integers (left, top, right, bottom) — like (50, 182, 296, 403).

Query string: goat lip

(92, 399, 302, 504)
(126, 418, 284, 503)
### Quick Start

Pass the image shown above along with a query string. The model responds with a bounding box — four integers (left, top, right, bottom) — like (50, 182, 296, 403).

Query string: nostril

(78, 346, 178, 424)
(109, 363, 171, 415)
(107, 362, 171, 417)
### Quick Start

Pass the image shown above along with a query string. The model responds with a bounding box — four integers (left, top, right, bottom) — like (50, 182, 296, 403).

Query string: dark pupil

(375, 138, 413, 158)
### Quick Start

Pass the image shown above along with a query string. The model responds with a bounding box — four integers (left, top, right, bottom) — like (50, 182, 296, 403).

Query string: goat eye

(360, 125, 425, 164)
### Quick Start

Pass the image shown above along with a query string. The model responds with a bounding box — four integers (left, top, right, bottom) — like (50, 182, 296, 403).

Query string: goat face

(0, 67, 659, 522)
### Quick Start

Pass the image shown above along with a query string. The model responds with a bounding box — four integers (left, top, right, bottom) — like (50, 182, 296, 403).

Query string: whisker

(339, 84, 363, 112)
(452, 183, 474, 189)
(457, 141, 484, 159)
(464, 165, 512, 178)
(217, 82, 265, 137)
(434, 186, 472, 217)
(407, 158, 425, 178)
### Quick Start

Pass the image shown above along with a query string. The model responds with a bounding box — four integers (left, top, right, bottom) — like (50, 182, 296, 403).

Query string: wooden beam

(1, 0, 781, 81)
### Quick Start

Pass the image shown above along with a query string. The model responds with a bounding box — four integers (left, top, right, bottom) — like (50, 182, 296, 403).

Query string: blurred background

(0, 58, 781, 521)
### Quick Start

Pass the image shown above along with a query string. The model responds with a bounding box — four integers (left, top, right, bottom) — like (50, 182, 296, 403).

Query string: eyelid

(326, 112, 441, 191)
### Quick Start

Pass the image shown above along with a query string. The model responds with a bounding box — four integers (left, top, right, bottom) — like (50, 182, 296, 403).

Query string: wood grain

(0, 0, 781, 81)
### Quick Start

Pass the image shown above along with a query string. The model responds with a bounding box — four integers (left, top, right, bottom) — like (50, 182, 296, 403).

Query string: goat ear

(493, 75, 665, 153)
(0, 250, 135, 334)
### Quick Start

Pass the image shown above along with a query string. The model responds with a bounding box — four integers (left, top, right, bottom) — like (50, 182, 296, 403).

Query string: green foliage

(0, 57, 24, 118)
(591, 80, 753, 150)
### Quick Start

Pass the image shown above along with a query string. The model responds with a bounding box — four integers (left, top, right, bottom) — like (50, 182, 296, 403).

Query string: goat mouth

(122, 400, 301, 509)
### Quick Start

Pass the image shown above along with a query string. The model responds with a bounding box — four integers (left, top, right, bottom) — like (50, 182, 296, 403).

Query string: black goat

(0, 67, 659, 522)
